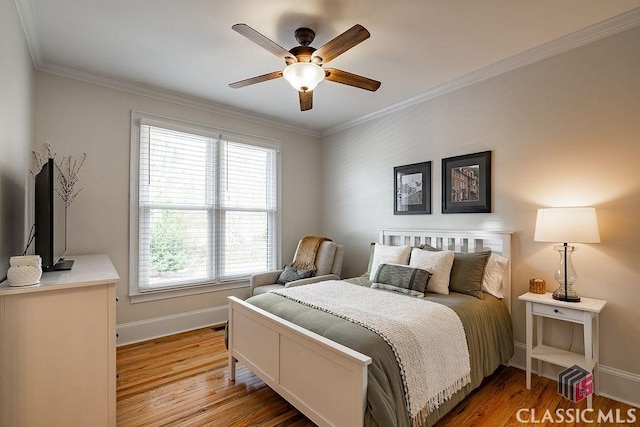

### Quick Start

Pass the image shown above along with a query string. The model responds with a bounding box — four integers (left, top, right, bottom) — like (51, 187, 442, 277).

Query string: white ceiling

(16, 0, 640, 134)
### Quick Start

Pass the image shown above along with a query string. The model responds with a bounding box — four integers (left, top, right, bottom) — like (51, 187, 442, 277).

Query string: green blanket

(246, 278, 513, 427)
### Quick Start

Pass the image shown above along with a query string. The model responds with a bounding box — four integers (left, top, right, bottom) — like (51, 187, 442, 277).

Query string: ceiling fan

(229, 23, 381, 111)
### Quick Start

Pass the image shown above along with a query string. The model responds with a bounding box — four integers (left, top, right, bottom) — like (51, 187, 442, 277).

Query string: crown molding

(13, 0, 42, 66)
(321, 7, 640, 137)
(37, 62, 320, 137)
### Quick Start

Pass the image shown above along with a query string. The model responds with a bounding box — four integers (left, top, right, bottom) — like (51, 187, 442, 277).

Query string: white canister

(7, 255, 43, 287)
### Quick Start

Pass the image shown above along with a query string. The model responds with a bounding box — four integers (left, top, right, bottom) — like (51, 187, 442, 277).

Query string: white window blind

(132, 114, 279, 292)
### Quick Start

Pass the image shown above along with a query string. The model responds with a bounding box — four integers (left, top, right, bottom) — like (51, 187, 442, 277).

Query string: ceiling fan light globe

(283, 62, 325, 92)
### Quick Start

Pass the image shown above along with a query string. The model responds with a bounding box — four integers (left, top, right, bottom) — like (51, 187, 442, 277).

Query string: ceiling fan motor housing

(294, 27, 315, 46)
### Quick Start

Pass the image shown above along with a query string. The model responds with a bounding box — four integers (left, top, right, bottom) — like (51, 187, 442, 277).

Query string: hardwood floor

(117, 327, 636, 426)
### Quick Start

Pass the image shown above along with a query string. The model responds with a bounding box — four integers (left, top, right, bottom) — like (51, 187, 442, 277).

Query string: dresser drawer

(532, 303, 584, 322)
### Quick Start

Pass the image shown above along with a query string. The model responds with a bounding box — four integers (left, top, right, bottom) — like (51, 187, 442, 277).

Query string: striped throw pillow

(371, 263, 432, 297)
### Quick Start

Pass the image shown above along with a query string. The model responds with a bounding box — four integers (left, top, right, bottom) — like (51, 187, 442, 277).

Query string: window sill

(129, 279, 250, 304)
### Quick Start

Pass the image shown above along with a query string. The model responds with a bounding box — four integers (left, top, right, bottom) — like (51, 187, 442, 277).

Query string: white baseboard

(511, 341, 640, 408)
(116, 305, 228, 347)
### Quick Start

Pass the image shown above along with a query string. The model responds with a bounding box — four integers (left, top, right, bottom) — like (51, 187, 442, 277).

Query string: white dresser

(0, 254, 119, 427)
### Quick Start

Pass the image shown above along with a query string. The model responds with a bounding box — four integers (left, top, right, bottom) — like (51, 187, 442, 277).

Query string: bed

(227, 229, 514, 426)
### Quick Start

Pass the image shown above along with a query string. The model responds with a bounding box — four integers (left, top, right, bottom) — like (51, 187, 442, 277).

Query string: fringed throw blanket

(272, 281, 471, 427)
(290, 236, 331, 270)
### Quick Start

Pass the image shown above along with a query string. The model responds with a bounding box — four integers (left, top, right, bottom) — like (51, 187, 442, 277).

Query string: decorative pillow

(482, 253, 508, 299)
(419, 243, 440, 252)
(277, 265, 316, 284)
(408, 248, 455, 295)
(362, 242, 376, 278)
(368, 244, 411, 281)
(448, 251, 491, 299)
(371, 263, 432, 297)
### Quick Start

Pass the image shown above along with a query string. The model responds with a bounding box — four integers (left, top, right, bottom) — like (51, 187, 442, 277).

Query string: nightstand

(518, 292, 607, 409)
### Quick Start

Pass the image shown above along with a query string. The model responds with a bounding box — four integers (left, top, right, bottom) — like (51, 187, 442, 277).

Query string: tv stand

(54, 258, 74, 270)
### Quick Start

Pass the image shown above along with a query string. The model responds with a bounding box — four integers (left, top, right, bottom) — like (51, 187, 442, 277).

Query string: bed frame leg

(229, 354, 236, 381)
(228, 307, 236, 381)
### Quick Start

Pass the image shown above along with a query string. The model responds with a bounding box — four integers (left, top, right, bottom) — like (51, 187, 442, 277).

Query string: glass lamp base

(552, 285, 581, 302)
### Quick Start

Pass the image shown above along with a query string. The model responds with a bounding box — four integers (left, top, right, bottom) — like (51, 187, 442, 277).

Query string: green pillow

(371, 263, 432, 297)
(448, 251, 491, 299)
(419, 243, 440, 251)
(277, 265, 315, 284)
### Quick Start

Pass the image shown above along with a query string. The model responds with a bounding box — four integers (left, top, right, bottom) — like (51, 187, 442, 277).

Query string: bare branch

(34, 143, 87, 207)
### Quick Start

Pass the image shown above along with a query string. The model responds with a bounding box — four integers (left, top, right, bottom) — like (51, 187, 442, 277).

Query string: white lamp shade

(282, 62, 325, 92)
(534, 207, 600, 243)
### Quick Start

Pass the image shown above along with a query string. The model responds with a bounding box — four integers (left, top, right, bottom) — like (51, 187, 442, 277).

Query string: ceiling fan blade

(299, 90, 313, 111)
(313, 24, 370, 64)
(324, 68, 381, 91)
(229, 70, 283, 88)
(232, 24, 296, 63)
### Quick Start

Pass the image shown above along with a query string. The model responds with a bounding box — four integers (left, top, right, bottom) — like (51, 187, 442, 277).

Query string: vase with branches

(30, 143, 87, 253)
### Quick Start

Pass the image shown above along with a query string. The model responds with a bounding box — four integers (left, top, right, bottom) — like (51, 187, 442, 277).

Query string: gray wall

(0, 0, 34, 278)
(320, 27, 640, 400)
(34, 72, 322, 325)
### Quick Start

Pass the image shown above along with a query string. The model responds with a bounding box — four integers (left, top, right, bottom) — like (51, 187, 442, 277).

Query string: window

(130, 112, 279, 297)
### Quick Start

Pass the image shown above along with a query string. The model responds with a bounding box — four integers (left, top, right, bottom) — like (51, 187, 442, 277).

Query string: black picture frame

(442, 151, 491, 214)
(394, 161, 431, 215)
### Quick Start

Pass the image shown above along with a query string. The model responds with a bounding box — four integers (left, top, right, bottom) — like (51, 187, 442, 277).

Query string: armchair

(250, 240, 344, 296)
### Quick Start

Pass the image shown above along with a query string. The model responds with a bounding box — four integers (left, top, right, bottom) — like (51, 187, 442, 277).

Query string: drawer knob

(554, 309, 559, 313)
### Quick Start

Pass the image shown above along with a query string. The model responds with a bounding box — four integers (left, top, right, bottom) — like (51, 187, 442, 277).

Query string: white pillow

(408, 248, 455, 295)
(368, 244, 411, 281)
(482, 253, 508, 299)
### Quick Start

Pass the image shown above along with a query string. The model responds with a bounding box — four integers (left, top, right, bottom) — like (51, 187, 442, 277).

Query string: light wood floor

(117, 327, 635, 427)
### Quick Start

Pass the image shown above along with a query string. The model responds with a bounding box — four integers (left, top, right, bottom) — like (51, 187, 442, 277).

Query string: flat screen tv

(34, 158, 74, 271)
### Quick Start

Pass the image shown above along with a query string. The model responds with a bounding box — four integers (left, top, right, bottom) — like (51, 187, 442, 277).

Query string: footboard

(228, 296, 372, 427)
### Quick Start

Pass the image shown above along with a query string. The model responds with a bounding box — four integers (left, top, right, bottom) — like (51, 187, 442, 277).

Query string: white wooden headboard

(378, 229, 513, 313)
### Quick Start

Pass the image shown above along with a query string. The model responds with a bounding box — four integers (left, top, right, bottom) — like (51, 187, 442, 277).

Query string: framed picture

(394, 161, 431, 215)
(442, 151, 491, 214)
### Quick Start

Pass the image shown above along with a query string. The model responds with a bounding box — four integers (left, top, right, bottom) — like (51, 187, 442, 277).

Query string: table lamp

(534, 207, 600, 302)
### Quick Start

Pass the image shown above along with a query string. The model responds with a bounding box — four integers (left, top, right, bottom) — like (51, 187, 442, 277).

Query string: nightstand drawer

(532, 303, 584, 322)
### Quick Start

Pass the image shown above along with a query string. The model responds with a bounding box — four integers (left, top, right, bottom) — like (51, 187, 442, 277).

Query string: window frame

(129, 111, 281, 303)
